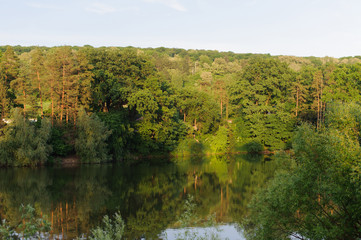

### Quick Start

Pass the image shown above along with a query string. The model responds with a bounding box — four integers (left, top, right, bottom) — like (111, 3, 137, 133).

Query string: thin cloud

(27, 2, 62, 10)
(85, 2, 117, 15)
(144, 0, 187, 12)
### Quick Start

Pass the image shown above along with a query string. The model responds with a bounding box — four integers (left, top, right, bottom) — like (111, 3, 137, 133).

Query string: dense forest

(1, 45, 361, 166)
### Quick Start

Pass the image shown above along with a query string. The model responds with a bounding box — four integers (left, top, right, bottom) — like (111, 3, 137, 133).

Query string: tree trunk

(60, 66, 65, 123)
(74, 96, 78, 126)
(37, 70, 43, 118)
(296, 87, 299, 117)
(221, 187, 223, 218)
(226, 97, 229, 120)
(65, 93, 69, 124)
(51, 87, 54, 124)
(320, 80, 324, 127)
(317, 93, 320, 129)
(220, 98, 223, 119)
(23, 88, 26, 118)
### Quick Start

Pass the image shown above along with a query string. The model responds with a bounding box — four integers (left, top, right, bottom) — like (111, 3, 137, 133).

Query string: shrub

(75, 109, 111, 163)
(243, 141, 264, 153)
(0, 109, 52, 166)
(88, 212, 124, 240)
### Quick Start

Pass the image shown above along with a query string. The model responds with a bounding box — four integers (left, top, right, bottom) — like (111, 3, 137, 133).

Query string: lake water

(0, 154, 276, 239)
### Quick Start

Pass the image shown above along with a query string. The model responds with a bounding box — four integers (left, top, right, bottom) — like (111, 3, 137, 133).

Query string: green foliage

(241, 153, 263, 162)
(87, 47, 156, 112)
(0, 46, 19, 117)
(325, 101, 361, 143)
(49, 126, 73, 157)
(4, 45, 361, 163)
(0, 109, 52, 166)
(75, 109, 112, 163)
(88, 212, 124, 240)
(230, 58, 295, 150)
(177, 88, 220, 135)
(323, 63, 361, 102)
(171, 195, 221, 240)
(97, 111, 133, 161)
(209, 126, 229, 154)
(243, 141, 264, 153)
(244, 118, 361, 239)
(0, 204, 51, 240)
(128, 78, 187, 154)
(178, 195, 198, 228)
(18, 204, 51, 239)
(0, 220, 15, 240)
(172, 138, 207, 163)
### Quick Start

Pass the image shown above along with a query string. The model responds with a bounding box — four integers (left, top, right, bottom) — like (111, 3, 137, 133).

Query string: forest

(1, 45, 361, 166)
(0, 45, 361, 239)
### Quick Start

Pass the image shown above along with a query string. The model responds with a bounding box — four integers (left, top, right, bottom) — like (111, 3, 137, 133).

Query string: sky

(1, 0, 361, 57)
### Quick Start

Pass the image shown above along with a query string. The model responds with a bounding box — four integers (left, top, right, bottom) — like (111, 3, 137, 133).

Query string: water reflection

(0, 154, 276, 239)
(161, 224, 245, 240)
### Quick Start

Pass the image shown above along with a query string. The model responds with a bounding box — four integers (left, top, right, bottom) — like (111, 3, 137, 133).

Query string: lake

(0, 154, 276, 239)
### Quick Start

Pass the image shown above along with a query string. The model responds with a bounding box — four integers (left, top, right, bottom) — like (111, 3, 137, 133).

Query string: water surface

(0, 154, 276, 239)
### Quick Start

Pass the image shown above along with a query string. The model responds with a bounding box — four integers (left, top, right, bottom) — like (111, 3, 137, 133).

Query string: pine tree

(291, 74, 307, 118)
(44, 48, 61, 124)
(11, 53, 33, 117)
(30, 48, 46, 117)
(0, 46, 19, 117)
(312, 70, 324, 129)
(68, 49, 92, 125)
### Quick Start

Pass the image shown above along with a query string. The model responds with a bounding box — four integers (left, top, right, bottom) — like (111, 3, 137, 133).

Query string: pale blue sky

(1, 0, 361, 57)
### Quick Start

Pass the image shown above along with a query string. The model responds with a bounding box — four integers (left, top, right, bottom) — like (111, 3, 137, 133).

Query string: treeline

(1, 45, 361, 165)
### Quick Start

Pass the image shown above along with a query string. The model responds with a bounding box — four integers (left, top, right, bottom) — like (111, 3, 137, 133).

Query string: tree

(291, 73, 308, 118)
(128, 78, 186, 153)
(29, 48, 46, 117)
(11, 53, 33, 117)
(199, 71, 212, 90)
(0, 204, 51, 240)
(230, 58, 295, 149)
(87, 47, 155, 112)
(323, 63, 361, 103)
(68, 48, 93, 125)
(88, 212, 124, 240)
(75, 109, 111, 163)
(210, 126, 229, 153)
(311, 70, 324, 129)
(44, 47, 92, 124)
(177, 88, 219, 135)
(44, 48, 62, 123)
(0, 109, 52, 166)
(0, 46, 19, 117)
(244, 103, 361, 240)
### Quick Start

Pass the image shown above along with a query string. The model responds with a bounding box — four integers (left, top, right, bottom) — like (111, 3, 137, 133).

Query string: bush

(0, 109, 52, 166)
(88, 212, 124, 240)
(49, 126, 73, 157)
(0, 204, 51, 240)
(75, 109, 112, 163)
(243, 141, 264, 153)
(210, 126, 229, 154)
(244, 124, 361, 240)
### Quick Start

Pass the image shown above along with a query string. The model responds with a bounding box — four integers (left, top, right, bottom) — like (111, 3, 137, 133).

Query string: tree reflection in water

(0, 154, 277, 239)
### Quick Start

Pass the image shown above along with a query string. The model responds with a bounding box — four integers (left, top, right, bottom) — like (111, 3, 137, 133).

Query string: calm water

(0, 154, 276, 239)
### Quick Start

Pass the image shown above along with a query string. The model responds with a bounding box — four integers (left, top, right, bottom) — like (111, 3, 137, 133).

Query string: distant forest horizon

(2, 45, 361, 59)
